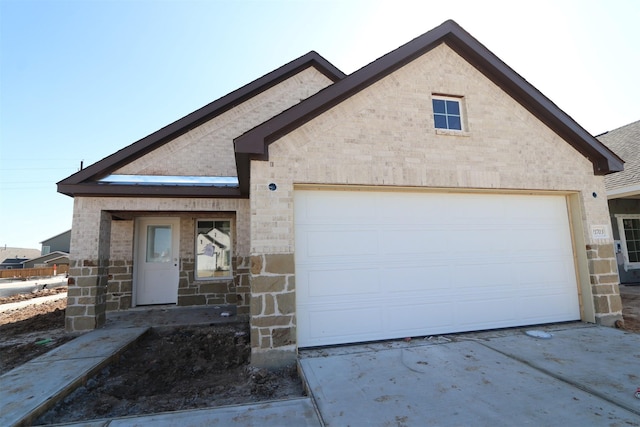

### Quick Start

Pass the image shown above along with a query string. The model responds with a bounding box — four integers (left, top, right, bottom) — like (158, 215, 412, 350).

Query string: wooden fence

(0, 265, 69, 279)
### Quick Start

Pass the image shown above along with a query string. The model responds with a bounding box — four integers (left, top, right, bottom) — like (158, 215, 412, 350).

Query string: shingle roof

(598, 120, 640, 196)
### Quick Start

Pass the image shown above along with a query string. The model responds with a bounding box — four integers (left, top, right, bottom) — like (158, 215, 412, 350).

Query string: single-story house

(598, 120, 640, 284)
(40, 230, 71, 255)
(0, 258, 29, 270)
(58, 20, 624, 367)
(22, 251, 70, 269)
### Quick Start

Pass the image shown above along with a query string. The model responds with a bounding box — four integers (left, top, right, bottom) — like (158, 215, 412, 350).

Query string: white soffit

(98, 175, 239, 187)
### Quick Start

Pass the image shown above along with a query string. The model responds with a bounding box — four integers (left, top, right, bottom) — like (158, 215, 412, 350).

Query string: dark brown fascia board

(57, 51, 346, 193)
(441, 30, 624, 175)
(57, 183, 243, 198)
(234, 19, 623, 176)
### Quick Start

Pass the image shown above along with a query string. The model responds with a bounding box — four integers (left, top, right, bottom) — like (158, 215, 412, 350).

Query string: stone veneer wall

(106, 260, 133, 311)
(249, 254, 296, 367)
(247, 43, 623, 367)
(587, 243, 623, 325)
(178, 255, 250, 315)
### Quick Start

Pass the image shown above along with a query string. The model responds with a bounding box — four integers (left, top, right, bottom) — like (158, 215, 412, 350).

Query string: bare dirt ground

(619, 285, 640, 332)
(0, 289, 304, 425)
(35, 324, 304, 425)
(0, 287, 72, 374)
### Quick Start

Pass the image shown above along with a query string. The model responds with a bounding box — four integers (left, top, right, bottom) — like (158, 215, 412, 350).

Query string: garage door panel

(304, 306, 384, 344)
(379, 229, 452, 255)
(509, 229, 571, 253)
(303, 230, 378, 258)
(451, 262, 517, 287)
(301, 192, 378, 222)
(300, 267, 381, 298)
(378, 264, 452, 291)
(446, 228, 511, 253)
(295, 190, 580, 347)
(515, 258, 575, 285)
(456, 297, 517, 326)
(377, 193, 449, 220)
(383, 301, 455, 334)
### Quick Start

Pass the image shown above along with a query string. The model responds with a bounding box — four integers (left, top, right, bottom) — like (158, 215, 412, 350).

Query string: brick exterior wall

(248, 43, 621, 366)
(66, 66, 334, 333)
(114, 67, 334, 177)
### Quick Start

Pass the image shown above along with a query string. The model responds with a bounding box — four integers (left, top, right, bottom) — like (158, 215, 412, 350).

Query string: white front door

(135, 217, 180, 305)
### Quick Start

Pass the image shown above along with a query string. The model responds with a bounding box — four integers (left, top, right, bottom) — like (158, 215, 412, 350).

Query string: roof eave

(57, 183, 245, 199)
(57, 51, 346, 189)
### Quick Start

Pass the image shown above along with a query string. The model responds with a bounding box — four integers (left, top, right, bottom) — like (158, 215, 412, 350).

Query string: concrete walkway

(0, 327, 149, 427)
(300, 323, 640, 426)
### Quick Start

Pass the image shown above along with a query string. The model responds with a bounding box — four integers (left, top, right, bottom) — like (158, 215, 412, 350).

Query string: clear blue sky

(1, 0, 638, 249)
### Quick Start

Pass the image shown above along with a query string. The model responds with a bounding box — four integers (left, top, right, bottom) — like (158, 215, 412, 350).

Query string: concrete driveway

(300, 323, 640, 426)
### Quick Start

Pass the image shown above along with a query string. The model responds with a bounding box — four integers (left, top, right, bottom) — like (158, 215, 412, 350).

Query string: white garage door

(295, 189, 580, 347)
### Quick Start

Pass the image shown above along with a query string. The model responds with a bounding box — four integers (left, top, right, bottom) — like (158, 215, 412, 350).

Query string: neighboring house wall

(608, 198, 640, 284)
(598, 120, 640, 285)
(248, 44, 619, 365)
(65, 66, 336, 332)
(41, 230, 71, 254)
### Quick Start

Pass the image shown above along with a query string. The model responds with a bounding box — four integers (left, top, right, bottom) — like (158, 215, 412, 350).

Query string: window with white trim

(195, 219, 232, 279)
(616, 215, 640, 270)
(432, 96, 463, 131)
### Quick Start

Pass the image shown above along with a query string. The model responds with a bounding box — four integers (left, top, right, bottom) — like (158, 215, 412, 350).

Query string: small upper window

(432, 97, 462, 131)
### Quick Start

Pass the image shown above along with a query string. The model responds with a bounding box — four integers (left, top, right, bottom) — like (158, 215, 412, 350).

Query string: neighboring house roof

(598, 120, 640, 199)
(235, 19, 623, 194)
(43, 256, 69, 265)
(1, 258, 28, 264)
(0, 258, 29, 268)
(57, 52, 346, 198)
(25, 251, 70, 265)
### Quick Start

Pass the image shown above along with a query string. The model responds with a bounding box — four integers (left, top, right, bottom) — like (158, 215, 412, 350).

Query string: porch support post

(66, 208, 112, 332)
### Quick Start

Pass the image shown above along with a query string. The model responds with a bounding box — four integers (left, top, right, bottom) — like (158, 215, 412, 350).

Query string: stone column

(249, 253, 296, 368)
(587, 243, 623, 326)
(65, 210, 111, 332)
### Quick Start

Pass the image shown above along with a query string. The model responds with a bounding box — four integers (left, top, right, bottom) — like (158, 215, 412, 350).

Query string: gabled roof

(235, 19, 623, 194)
(25, 251, 70, 264)
(598, 120, 640, 198)
(57, 52, 345, 198)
